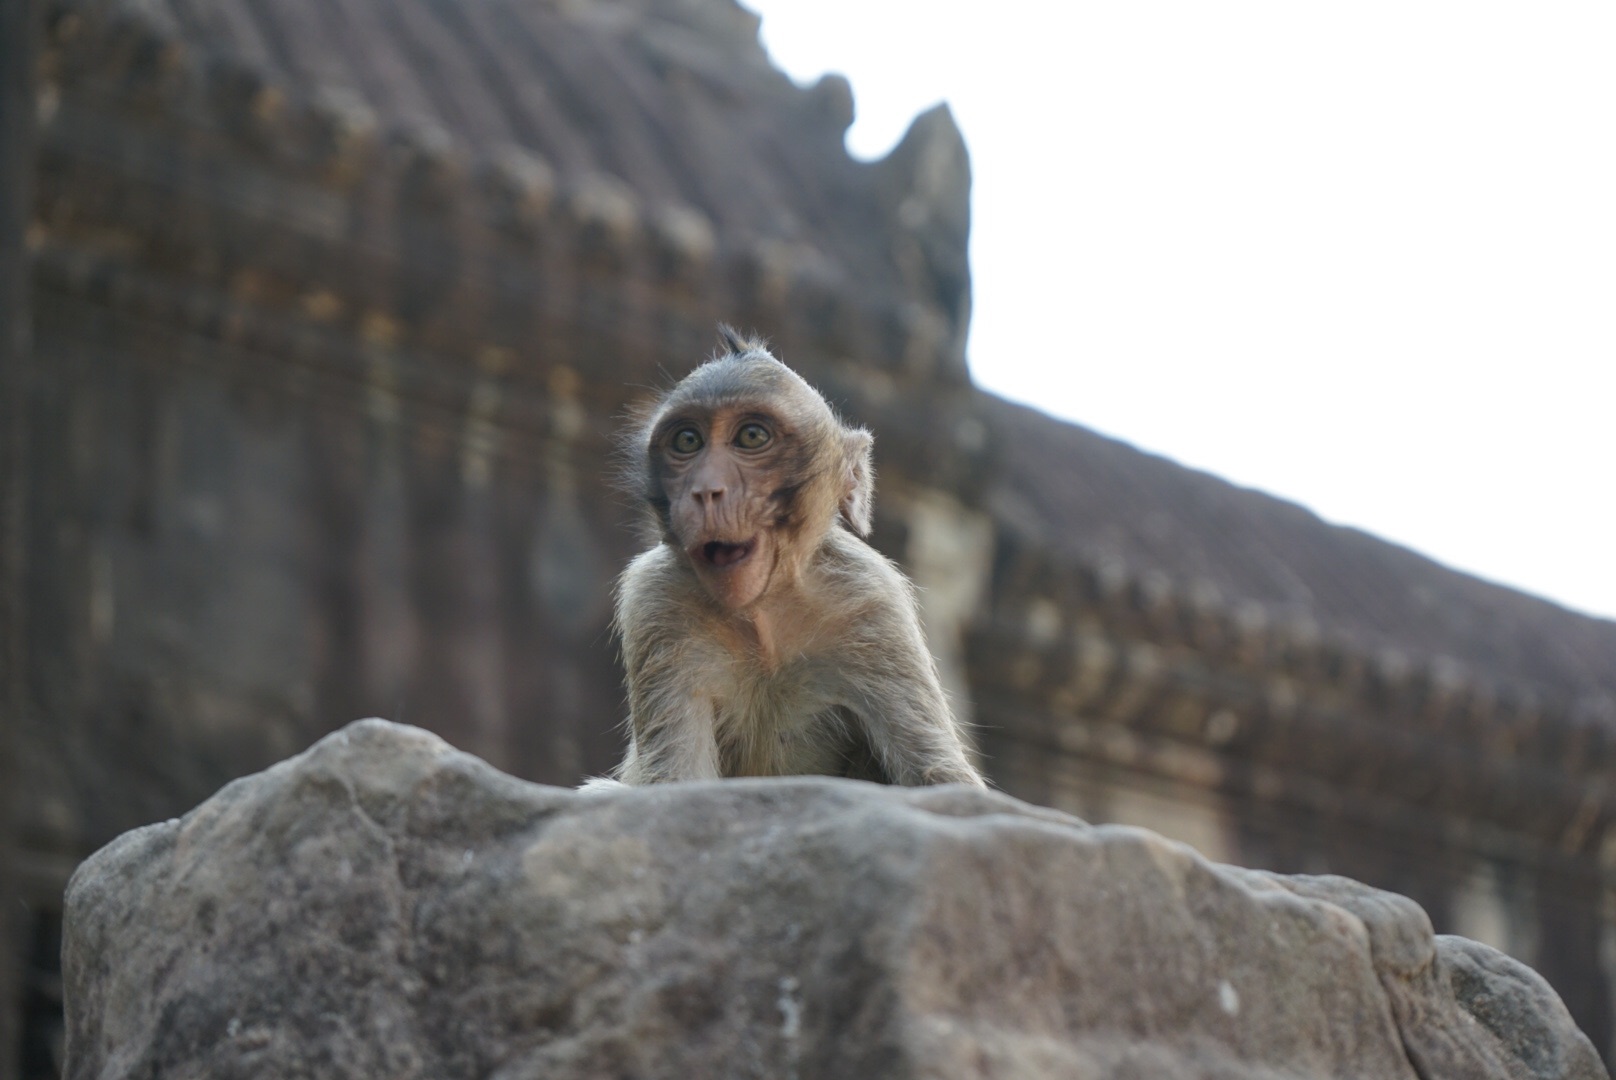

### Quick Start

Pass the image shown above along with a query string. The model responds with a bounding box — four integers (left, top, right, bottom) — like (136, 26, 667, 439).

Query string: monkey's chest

(709, 668, 861, 778)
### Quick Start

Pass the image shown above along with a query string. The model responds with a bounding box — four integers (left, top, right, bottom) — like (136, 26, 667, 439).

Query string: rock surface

(63, 719, 1605, 1080)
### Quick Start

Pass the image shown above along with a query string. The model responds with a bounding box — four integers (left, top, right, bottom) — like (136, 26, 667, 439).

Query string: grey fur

(599, 330, 984, 788)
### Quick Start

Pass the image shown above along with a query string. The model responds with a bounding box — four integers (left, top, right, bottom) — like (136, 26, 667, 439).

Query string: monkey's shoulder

(616, 544, 696, 599)
(613, 546, 708, 640)
(812, 529, 920, 610)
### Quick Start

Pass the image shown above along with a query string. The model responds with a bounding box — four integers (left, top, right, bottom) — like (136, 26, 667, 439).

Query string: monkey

(585, 326, 985, 790)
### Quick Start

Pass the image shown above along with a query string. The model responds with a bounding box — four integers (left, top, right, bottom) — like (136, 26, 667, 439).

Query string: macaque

(589, 326, 984, 788)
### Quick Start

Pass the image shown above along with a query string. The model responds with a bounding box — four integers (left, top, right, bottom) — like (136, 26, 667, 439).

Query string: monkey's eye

(734, 423, 772, 450)
(670, 427, 704, 454)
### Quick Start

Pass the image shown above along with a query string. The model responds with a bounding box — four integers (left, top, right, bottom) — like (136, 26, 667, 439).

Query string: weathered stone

(64, 719, 1605, 1080)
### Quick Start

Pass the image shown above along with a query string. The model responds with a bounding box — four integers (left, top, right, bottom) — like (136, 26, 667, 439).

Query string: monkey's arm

(828, 548, 985, 787)
(613, 550, 724, 785)
(820, 536, 982, 785)
(848, 646, 985, 787)
(616, 667, 723, 784)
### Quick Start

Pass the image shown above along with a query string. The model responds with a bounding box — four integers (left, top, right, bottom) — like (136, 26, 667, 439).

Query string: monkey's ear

(839, 428, 875, 536)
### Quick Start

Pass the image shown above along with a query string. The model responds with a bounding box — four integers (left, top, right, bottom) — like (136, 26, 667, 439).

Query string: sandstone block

(64, 719, 1606, 1079)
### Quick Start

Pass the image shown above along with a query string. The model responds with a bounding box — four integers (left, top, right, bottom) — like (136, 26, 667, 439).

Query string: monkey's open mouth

(700, 539, 756, 568)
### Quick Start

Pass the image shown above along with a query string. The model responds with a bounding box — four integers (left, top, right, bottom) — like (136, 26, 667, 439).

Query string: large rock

(63, 719, 1605, 1080)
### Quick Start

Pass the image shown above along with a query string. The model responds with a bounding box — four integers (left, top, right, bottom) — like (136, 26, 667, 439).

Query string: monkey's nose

(692, 485, 725, 506)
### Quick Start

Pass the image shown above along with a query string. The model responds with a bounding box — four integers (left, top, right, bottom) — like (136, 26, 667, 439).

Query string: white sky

(742, 1, 1616, 622)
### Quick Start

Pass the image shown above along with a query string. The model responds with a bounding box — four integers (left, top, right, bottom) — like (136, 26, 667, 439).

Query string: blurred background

(745, 0, 1616, 624)
(2, 0, 1614, 1075)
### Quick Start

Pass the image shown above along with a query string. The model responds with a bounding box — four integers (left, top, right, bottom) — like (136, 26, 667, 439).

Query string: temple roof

(982, 392, 1616, 708)
(95, 0, 969, 340)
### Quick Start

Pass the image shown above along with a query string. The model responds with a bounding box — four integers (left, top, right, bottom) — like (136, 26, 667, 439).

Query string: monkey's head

(639, 326, 874, 611)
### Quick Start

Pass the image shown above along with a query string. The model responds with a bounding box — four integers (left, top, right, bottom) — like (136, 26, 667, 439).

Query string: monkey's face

(652, 402, 827, 611)
(640, 351, 868, 611)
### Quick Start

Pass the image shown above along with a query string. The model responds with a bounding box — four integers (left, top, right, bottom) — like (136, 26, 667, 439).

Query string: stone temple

(3, 0, 1615, 1073)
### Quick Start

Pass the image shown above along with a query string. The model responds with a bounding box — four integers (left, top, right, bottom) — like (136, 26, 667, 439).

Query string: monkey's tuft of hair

(716, 323, 769, 358)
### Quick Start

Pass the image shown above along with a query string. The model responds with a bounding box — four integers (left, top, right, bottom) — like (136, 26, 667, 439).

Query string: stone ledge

(63, 718, 1604, 1079)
